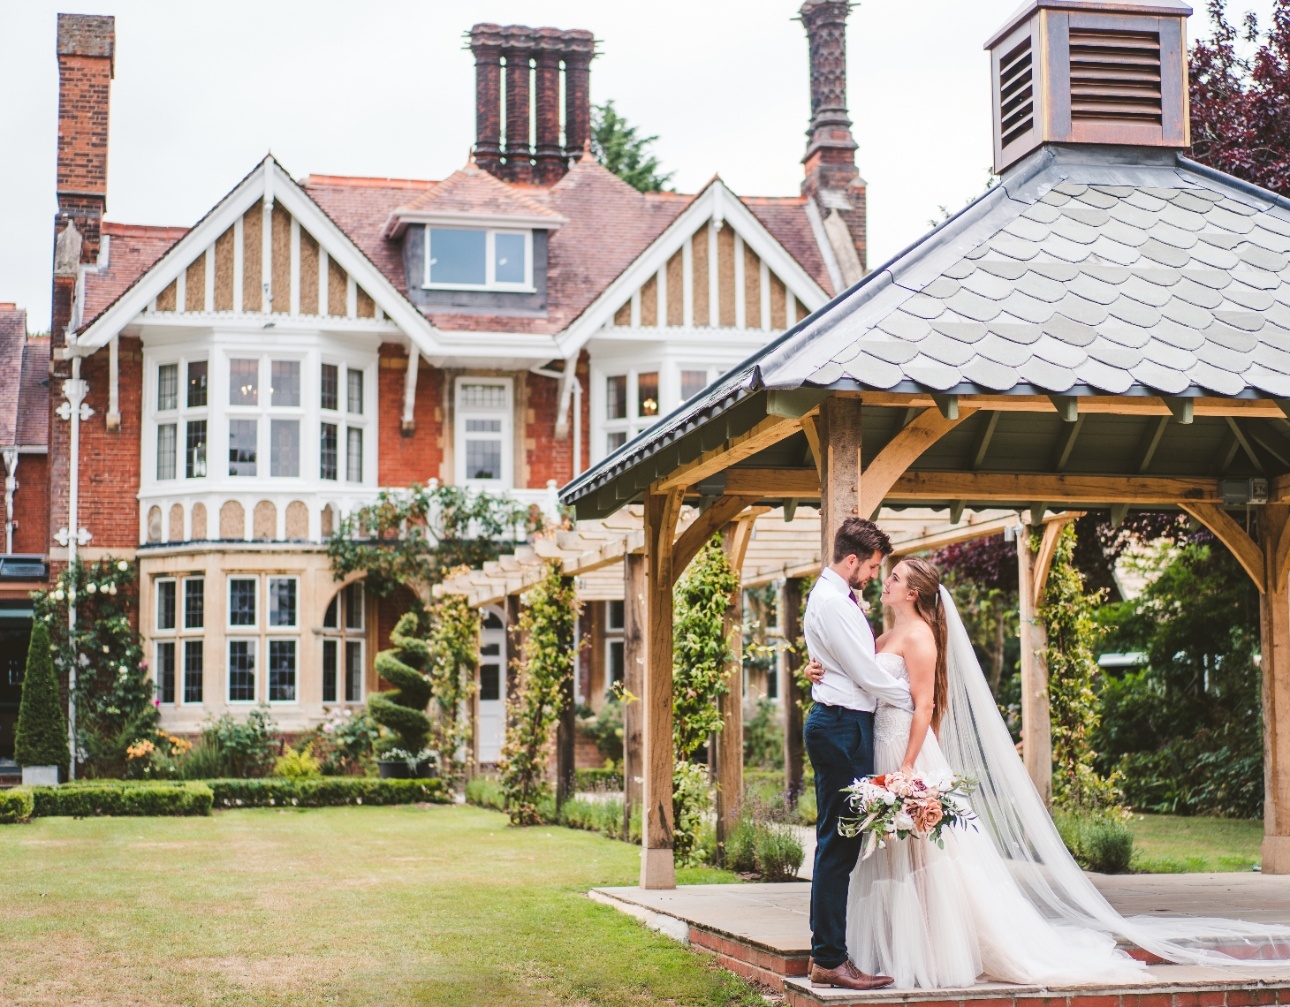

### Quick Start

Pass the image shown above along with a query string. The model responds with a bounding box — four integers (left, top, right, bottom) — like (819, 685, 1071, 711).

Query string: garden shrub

(208, 777, 448, 808)
(724, 815, 759, 874)
(743, 698, 784, 771)
(573, 767, 622, 791)
(30, 781, 213, 818)
(123, 729, 192, 780)
(0, 787, 34, 824)
(370, 612, 434, 759)
(274, 745, 322, 779)
(14, 621, 69, 774)
(426, 593, 480, 781)
(754, 822, 805, 881)
(465, 775, 506, 811)
(579, 698, 624, 770)
(1055, 810, 1134, 873)
(500, 563, 579, 825)
(190, 708, 280, 778)
(307, 707, 381, 777)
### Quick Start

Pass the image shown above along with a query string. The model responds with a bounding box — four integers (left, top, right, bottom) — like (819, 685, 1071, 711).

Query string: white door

(477, 608, 507, 764)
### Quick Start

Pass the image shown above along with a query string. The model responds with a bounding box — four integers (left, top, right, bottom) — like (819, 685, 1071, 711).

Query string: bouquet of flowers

(838, 771, 978, 860)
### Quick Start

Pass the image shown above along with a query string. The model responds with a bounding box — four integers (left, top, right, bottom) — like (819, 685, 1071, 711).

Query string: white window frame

(147, 355, 210, 483)
(227, 576, 259, 631)
(266, 637, 299, 705)
(423, 227, 534, 292)
(267, 576, 300, 630)
(154, 640, 177, 706)
(226, 637, 258, 704)
(604, 600, 625, 695)
(454, 376, 514, 489)
(322, 582, 366, 706)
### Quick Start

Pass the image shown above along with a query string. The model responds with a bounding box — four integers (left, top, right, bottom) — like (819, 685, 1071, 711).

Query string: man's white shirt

(803, 567, 913, 712)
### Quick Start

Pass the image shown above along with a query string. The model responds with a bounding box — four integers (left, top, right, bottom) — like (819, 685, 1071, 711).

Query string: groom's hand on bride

(805, 658, 825, 684)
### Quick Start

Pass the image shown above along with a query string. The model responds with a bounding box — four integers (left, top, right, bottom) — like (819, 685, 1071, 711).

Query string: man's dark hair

(832, 517, 892, 563)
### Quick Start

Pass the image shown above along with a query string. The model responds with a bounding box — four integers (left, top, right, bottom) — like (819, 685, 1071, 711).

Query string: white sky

(0, 0, 1273, 331)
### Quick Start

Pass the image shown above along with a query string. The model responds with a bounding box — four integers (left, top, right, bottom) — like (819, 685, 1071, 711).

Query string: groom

(801, 517, 913, 990)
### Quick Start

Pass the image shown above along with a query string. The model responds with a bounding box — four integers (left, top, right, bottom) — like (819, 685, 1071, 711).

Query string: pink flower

(153, 698, 161, 707)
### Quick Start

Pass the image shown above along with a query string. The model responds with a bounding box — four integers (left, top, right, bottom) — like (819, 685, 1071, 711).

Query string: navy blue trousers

(804, 703, 875, 970)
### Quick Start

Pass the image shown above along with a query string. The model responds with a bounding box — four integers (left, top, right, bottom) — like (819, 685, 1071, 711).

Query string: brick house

(20, 4, 867, 762)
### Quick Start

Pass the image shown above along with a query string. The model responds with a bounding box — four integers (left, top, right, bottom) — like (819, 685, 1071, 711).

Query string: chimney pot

(469, 23, 505, 177)
(502, 27, 535, 182)
(985, 0, 1193, 173)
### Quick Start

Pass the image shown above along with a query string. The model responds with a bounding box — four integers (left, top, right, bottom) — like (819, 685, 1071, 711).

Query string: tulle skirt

(846, 705, 1147, 989)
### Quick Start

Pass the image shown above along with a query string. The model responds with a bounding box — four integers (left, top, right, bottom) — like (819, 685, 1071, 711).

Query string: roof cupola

(985, 0, 1191, 174)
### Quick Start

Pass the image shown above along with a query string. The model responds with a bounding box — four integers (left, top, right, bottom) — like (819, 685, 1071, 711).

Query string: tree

(14, 621, 69, 773)
(327, 483, 534, 601)
(591, 100, 675, 193)
(369, 612, 433, 758)
(1189, 0, 1290, 195)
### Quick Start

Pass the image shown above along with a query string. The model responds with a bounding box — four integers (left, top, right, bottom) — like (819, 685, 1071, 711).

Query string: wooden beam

(1049, 394, 1078, 422)
(1165, 396, 1195, 425)
(1226, 417, 1265, 472)
(1052, 414, 1086, 471)
(1259, 505, 1290, 873)
(781, 577, 807, 805)
(621, 552, 646, 842)
(715, 520, 751, 860)
(655, 412, 800, 491)
(799, 413, 823, 479)
(860, 406, 977, 517)
(723, 468, 820, 497)
(1032, 514, 1080, 608)
(641, 488, 683, 888)
(859, 391, 1290, 419)
(889, 513, 1021, 557)
(889, 471, 1222, 504)
(1016, 526, 1052, 808)
(673, 495, 752, 574)
(1136, 416, 1170, 473)
(931, 393, 959, 420)
(972, 411, 1000, 469)
(818, 397, 863, 559)
(1180, 502, 1266, 593)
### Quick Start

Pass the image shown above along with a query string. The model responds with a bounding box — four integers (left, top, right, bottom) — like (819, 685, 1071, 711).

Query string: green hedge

(573, 768, 622, 791)
(30, 781, 213, 818)
(0, 787, 34, 824)
(208, 777, 449, 808)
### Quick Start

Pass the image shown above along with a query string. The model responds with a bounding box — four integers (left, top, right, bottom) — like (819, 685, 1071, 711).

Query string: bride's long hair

(897, 558, 948, 732)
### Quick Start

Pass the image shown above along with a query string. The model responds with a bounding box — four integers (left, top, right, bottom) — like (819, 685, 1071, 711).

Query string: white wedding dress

(847, 652, 1144, 988)
(844, 590, 1290, 989)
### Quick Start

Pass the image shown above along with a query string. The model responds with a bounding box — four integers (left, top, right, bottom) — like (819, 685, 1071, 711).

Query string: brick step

(688, 925, 809, 992)
(782, 979, 1290, 1007)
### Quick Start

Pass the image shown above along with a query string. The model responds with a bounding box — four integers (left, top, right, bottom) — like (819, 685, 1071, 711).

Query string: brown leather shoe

(810, 959, 894, 990)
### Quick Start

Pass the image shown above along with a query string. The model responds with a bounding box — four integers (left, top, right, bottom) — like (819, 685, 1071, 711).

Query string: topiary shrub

(14, 620, 69, 775)
(369, 612, 433, 758)
(0, 787, 35, 824)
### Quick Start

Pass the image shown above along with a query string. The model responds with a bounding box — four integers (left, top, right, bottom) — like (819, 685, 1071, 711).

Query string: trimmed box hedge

(0, 787, 35, 824)
(573, 768, 622, 791)
(208, 777, 449, 808)
(30, 781, 213, 818)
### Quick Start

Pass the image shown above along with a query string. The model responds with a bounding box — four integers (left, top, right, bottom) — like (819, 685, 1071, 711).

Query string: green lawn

(0, 804, 760, 1007)
(1128, 813, 1264, 873)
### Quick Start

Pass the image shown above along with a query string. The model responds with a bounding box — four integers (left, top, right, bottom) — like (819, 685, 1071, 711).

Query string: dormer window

(425, 227, 532, 291)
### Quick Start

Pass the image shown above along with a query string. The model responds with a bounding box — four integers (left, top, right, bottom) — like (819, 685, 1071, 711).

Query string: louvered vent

(998, 36, 1034, 148)
(1068, 29, 1163, 124)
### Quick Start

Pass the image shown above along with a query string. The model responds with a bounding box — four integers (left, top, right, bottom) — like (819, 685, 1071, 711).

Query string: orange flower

(913, 801, 943, 834)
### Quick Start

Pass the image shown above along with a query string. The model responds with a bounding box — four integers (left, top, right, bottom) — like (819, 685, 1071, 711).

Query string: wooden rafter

(890, 471, 1222, 504)
(672, 495, 753, 574)
(1226, 417, 1265, 473)
(1136, 416, 1170, 473)
(1052, 414, 1086, 471)
(1181, 502, 1266, 593)
(859, 391, 1290, 419)
(1031, 514, 1081, 608)
(654, 413, 800, 491)
(860, 406, 978, 518)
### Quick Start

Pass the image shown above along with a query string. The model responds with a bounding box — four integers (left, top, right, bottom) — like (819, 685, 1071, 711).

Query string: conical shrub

(369, 612, 433, 755)
(14, 621, 69, 772)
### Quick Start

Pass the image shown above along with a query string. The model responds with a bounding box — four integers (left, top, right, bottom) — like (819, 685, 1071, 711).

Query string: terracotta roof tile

(82, 223, 189, 324)
(394, 165, 565, 221)
(0, 305, 25, 446)
(17, 338, 49, 448)
(744, 197, 835, 296)
(305, 179, 425, 297)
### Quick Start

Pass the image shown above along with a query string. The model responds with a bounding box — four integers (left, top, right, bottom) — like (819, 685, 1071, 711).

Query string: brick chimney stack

(469, 24, 597, 186)
(53, 12, 114, 345)
(799, 1, 867, 276)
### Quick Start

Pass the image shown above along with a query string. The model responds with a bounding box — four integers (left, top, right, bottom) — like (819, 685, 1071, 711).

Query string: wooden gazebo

(560, 0, 1290, 886)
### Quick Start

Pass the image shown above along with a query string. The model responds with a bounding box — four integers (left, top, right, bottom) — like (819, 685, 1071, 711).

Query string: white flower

(108, 584, 117, 595)
(53, 589, 65, 602)
(85, 582, 97, 595)
(894, 812, 915, 832)
(881, 790, 897, 806)
(884, 820, 898, 834)
(117, 560, 129, 572)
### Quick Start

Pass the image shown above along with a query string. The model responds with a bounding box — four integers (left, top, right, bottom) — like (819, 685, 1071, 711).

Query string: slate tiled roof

(0, 305, 25, 446)
(16, 337, 50, 447)
(760, 146, 1290, 398)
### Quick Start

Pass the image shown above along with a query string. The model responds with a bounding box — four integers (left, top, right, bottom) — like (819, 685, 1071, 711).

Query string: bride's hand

(804, 658, 825, 684)
(900, 762, 915, 777)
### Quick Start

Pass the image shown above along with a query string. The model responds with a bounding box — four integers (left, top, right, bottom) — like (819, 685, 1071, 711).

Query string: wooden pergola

(560, 142, 1290, 887)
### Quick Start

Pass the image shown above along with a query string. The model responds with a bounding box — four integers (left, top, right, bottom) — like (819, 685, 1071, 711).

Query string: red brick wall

(78, 339, 141, 550)
(13, 454, 49, 555)
(377, 346, 443, 488)
(523, 353, 589, 489)
(372, 585, 421, 691)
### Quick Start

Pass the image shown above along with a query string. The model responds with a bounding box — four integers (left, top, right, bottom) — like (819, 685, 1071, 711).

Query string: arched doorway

(477, 605, 507, 764)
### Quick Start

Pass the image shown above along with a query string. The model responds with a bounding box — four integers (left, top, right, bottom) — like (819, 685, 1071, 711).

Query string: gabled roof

(82, 223, 190, 323)
(0, 305, 49, 449)
(385, 164, 566, 236)
(0, 306, 26, 446)
(560, 144, 1290, 510)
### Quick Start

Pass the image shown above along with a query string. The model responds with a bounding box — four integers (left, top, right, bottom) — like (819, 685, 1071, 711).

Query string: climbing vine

(499, 562, 579, 826)
(1041, 525, 1121, 811)
(671, 536, 738, 864)
(31, 558, 152, 778)
(370, 612, 433, 760)
(426, 591, 481, 782)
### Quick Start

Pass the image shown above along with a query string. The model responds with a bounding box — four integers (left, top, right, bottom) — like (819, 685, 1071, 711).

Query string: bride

(807, 556, 1290, 989)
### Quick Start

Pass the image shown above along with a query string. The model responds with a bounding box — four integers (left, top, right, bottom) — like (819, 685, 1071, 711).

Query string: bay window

(154, 576, 204, 705)
(153, 358, 208, 482)
(320, 362, 367, 484)
(224, 574, 300, 705)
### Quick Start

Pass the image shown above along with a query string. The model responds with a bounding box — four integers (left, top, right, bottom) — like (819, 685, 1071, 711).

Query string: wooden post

(817, 397, 864, 558)
(781, 576, 806, 802)
(714, 518, 754, 861)
(1016, 523, 1053, 807)
(555, 578, 577, 810)
(1261, 504, 1290, 873)
(622, 551, 646, 842)
(505, 592, 523, 702)
(641, 489, 682, 889)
